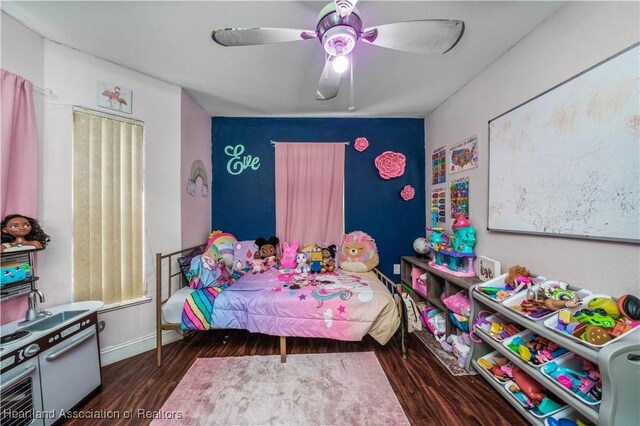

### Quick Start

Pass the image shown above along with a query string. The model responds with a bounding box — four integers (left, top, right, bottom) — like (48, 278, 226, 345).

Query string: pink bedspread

(209, 269, 400, 345)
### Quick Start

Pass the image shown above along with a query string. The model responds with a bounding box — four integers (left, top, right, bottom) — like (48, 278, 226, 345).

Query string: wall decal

(449, 135, 478, 174)
(450, 177, 469, 218)
(431, 145, 446, 185)
(224, 144, 261, 175)
(354, 137, 369, 152)
(401, 185, 415, 201)
(374, 151, 406, 179)
(186, 160, 209, 198)
(97, 81, 131, 114)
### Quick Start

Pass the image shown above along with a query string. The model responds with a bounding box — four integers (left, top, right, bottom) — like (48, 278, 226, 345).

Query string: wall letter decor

(225, 144, 261, 175)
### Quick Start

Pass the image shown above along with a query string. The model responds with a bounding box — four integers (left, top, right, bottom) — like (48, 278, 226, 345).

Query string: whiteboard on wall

(488, 43, 640, 243)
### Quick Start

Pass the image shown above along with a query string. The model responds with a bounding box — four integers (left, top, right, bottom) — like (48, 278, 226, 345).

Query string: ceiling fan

(211, 1, 464, 107)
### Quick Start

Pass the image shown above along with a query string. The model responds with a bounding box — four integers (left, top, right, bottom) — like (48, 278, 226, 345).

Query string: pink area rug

(152, 352, 409, 425)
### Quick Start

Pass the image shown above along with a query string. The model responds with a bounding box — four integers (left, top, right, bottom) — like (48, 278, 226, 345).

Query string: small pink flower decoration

(374, 151, 406, 179)
(354, 137, 369, 152)
(401, 185, 415, 201)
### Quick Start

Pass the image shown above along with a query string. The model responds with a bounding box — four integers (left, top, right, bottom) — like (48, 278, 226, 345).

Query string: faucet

(24, 289, 49, 322)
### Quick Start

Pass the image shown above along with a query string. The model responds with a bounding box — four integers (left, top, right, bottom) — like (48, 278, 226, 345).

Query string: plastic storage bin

(411, 267, 427, 297)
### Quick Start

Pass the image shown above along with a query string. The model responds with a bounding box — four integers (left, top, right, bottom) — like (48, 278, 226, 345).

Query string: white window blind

(72, 109, 144, 304)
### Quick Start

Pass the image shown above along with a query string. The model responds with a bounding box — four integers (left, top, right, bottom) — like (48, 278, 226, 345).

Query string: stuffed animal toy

(338, 231, 379, 272)
(309, 246, 323, 273)
(206, 230, 237, 270)
(320, 244, 337, 273)
(439, 332, 471, 368)
(247, 257, 267, 274)
(255, 236, 280, 269)
(280, 241, 299, 269)
(295, 252, 310, 274)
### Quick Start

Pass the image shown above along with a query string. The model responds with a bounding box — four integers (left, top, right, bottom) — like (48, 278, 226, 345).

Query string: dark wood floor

(67, 330, 527, 426)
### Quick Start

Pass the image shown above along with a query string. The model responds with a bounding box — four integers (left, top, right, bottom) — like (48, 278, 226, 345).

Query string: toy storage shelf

(400, 256, 480, 338)
(472, 358, 545, 425)
(470, 284, 640, 426)
(0, 249, 41, 302)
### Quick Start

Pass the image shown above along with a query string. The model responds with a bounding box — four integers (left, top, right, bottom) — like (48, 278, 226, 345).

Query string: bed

(155, 244, 406, 366)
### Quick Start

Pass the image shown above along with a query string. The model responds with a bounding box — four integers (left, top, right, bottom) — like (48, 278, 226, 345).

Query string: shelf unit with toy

(400, 256, 480, 346)
(0, 249, 42, 301)
(469, 279, 640, 426)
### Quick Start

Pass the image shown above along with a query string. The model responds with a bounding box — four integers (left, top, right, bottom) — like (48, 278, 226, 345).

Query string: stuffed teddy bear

(439, 332, 471, 369)
(255, 236, 280, 269)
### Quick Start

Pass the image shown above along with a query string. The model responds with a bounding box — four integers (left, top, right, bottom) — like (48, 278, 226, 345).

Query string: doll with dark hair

(1, 214, 50, 253)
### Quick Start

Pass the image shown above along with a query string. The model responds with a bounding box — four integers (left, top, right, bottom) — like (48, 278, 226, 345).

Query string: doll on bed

(1, 214, 51, 253)
(255, 236, 280, 269)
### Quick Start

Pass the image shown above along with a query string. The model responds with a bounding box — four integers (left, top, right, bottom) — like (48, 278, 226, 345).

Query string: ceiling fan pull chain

(349, 53, 355, 112)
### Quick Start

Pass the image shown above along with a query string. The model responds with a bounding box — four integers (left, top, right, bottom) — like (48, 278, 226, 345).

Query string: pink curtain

(275, 142, 345, 244)
(1, 69, 39, 218)
(1, 69, 39, 325)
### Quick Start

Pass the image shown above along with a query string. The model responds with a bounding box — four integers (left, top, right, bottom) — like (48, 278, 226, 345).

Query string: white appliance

(0, 339, 44, 426)
(38, 318, 101, 425)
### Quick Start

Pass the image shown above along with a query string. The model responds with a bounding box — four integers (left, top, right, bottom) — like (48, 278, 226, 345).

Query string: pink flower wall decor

(374, 151, 406, 179)
(354, 137, 369, 152)
(401, 185, 415, 201)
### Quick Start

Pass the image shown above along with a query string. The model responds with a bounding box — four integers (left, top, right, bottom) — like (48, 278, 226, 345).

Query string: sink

(20, 309, 89, 331)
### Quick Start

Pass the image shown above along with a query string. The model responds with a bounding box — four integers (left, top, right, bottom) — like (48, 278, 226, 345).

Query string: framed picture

(97, 81, 132, 114)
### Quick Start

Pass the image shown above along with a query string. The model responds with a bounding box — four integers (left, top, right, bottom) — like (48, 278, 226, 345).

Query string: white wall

(425, 2, 640, 296)
(40, 40, 183, 356)
(181, 90, 212, 248)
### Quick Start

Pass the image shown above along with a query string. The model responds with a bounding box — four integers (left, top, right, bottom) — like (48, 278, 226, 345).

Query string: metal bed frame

(155, 244, 406, 366)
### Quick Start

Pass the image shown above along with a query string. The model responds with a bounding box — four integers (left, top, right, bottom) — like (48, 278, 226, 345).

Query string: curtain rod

(32, 82, 53, 96)
(270, 141, 350, 146)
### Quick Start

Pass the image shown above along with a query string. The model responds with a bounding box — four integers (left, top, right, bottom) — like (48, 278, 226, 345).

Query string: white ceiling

(1, 1, 565, 117)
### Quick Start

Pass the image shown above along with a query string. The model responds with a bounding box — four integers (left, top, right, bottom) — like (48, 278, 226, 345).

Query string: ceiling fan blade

(316, 56, 342, 101)
(361, 20, 464, 54)
(212, 28, 316, 47)
(335, 0, 358, 18)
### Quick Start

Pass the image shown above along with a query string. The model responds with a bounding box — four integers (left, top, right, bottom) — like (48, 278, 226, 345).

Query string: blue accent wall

(212, 117, 425, 278)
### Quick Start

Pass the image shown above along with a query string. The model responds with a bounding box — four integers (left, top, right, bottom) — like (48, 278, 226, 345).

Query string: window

(72, 108, 144, 304)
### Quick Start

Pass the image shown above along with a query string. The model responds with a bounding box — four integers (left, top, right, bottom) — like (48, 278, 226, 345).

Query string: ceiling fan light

(322, 26, 357, 56)
(332, 55, 349, 73)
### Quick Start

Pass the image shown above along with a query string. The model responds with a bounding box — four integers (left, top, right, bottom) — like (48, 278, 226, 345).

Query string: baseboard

(100, 330, 183, 366)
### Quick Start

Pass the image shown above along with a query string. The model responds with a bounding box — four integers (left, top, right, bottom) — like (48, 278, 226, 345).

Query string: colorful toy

(206, 230, 237, 269)
(295, 252, 310, 274)
(1, 214, 51, 253)
(543, 356, 602, 403)
(280, 241, 299, 269)
(309, 246, 324, 273)
(573, 309, 615, 328)
(338, 231, 379, 272)
(438, 332, 471, 368)
(512, 366, 546, 403)
(247, 257, 267, 274)
(1, 262, 32, 285)
(320, 244, 337, 273)
(426, 210, 476, 277)
(617, 294, 640, 321)
(254, 236, 280, 268)
(588, 297, 620, 319)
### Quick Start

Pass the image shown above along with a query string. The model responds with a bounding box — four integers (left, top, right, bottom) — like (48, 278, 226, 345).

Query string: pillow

(177, 246, 204, 284)
(442, 291, 471, 317)
(206, 230, 237, 269)
(232, 240, 258, 271)
(338, 231, 379, 272)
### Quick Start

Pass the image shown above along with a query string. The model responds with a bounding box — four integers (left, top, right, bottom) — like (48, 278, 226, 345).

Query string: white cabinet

(469, 284, 640, 426)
